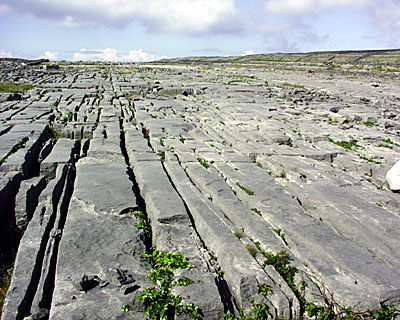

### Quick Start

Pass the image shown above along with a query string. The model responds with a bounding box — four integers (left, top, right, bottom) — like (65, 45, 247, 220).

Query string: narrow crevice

(16, 166, 69, 320)
(0, 173, 24, 281)
(215, 276, 236, 315)
(26, 177, 47, 223)
(0, 125, 12, 136)
(81, 139, 91, 158)
(39, 164, 76, 315)
(22, 125, 54, 178)
(119, 120, 151, 250)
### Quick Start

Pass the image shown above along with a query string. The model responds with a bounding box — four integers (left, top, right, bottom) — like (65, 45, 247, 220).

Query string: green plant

(158, 151, 166, 160)
(328, 138, 360, 150)
(179, 135, 185, 143)
(49, 126, 60, 140)
(382, 138, 393, 144)
(234, 230, 243, 239)
(251, 208, 261, 216)
(133, 210, 151, 239)
(262, 251, 297, 289)
(137, 249, 200, 320)
(272, 228, 288, 246)
(121, 304, 130, 312)
(223, 283, 271, 320)
(196, 157, 209, 169)
(245, 244, 258, 258)
(236, 182, 254, 195)
(363, 121, 379, 127)
(0, 266, 13, 314)
(379, 143, 393, 149)
(358, 155, 381, 164)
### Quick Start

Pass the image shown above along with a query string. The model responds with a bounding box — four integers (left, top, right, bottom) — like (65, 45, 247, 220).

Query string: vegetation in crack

(0, 264, 13, 316)
(223, 283, 272, 320)
(196, 157, 209, 169)
(236, 182, 254, 196)
(328, 137, 360, 150)
(0, 138, 28, 166)
(251, 240, 399, 319)
(132, 209, 151, 241)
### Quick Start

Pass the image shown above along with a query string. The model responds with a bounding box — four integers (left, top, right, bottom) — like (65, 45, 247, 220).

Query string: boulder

(386, 160, 400, 191)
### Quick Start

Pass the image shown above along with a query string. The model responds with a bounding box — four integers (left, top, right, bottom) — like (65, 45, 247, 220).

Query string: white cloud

(3, 0, 236, 34)
(72, 48, 166, 62)
(366, 0, 400, 46)
(0, 50, 13, 58)
(123, 49, 168, 62)
(242, 50, 255, 56)
(44, 51, 59, 60)
(265, 0, 371, 16)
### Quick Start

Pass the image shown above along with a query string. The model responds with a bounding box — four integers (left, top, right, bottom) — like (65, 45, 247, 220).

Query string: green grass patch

(0, 81, 33, 93)
(282, 82, 304, 89)
(363, 121, 379, 127)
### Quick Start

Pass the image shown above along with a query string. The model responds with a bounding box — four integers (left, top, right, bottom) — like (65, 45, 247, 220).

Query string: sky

(0, 0, 399, 62)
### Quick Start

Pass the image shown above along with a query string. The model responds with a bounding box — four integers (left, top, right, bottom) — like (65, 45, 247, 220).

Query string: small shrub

(137, 249, 200, 320)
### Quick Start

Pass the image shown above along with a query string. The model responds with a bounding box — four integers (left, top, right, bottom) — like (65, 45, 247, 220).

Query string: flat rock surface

(1, 55, 400, 319)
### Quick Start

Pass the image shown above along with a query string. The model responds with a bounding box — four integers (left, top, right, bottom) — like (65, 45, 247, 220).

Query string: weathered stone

(386, 160, 400, 191)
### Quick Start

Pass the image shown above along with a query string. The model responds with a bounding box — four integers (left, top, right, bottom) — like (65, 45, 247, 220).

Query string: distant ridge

(151, 48, 400, 67)
(0, 58, 49, 65)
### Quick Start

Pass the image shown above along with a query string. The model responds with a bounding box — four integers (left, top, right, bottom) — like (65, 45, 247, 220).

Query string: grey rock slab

(49, 198, 149, 319)
(130, 159, 190, 226)
(216, 161, 400, 308)
(40, 139, 79, 179)
(14, 176, 46, 229)
(183, 162, 287, 255)
(73, 157, 137, 215)
(163, 162, 297, 319)
(87, 138, 122, 159)
(294, 181, 400, 269)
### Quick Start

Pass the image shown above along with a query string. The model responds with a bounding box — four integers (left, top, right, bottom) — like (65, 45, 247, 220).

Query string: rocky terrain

(1, 51, 400, 319)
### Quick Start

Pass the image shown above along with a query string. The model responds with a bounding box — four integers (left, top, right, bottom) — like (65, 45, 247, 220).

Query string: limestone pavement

(1, 58, 400, 319)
